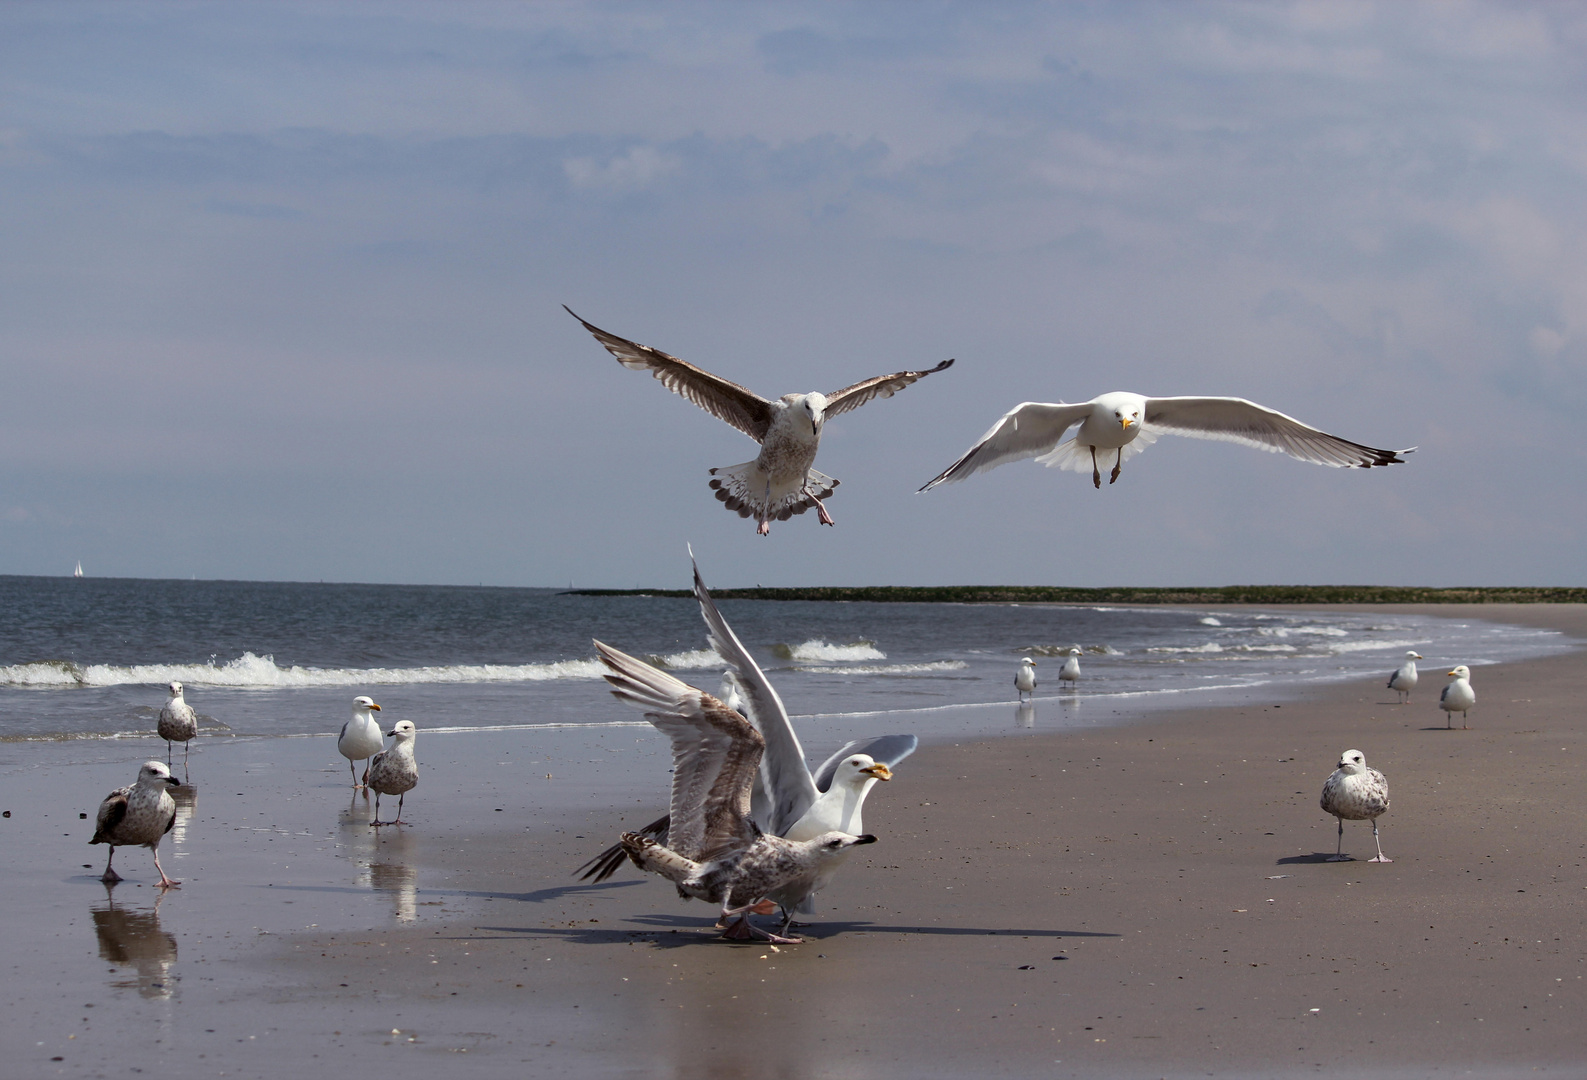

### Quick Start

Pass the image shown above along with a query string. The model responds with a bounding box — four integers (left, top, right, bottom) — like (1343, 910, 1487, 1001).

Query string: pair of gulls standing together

(1386, 652, 1478, 727)
(566, 309, 1413, 535)
(576, 560, 918, 943)
(338, 698, 420, 826)
(1016, 648, 1081, 701)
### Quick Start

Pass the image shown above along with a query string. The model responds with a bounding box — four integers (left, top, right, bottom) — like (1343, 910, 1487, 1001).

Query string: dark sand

(6, 604, 1583, 1079)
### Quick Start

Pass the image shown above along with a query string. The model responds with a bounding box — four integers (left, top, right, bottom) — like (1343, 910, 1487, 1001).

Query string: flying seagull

(157, 681, 198, 782)
(1319, 749, 1391, 863)
(594, 638, 877, 943)
(1387, 652, 1422, 704)
(90, 761, 182, 887)
(337, 696, 384, 789)
(578, 557, 916, 933)
(920, 392, 1412, 491)
(566, 306, 954, 534)
(1439, 665, 1476, 728)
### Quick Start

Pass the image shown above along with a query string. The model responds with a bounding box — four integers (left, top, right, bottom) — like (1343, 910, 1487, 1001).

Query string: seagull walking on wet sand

(566, 307, 954, 534)
(367, 721, 418, 826)
(157, 681, 198, 782)
(1440, 665, 1476, 728)
(1319, 749, 1391, 863)
(338, 696, 385, 788)
(1015, 657, 1037, 701)
(1387, 652, 1422, 704)
(919, 392, 1412, 492)
(578, 556, 915, 936)
(1058, 647, 1082, 690)
(592, 638, 877, 944)
(90, 761, 182, 887)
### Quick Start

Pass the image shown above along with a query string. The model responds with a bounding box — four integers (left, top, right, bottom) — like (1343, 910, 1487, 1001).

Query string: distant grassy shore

(565, 585, 1587, 604)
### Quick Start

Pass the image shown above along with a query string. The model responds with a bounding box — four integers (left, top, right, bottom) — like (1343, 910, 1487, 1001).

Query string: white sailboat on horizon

(73, 560, 83, 578)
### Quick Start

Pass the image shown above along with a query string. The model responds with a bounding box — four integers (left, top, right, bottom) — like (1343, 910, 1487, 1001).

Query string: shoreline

(4, 604, 1583, 1078)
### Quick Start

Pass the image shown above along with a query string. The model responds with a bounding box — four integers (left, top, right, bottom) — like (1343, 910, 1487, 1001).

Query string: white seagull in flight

(920, 392, 1412, 492)
(566, 307, 953, 534)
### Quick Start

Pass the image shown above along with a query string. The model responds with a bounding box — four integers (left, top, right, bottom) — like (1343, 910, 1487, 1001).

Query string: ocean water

(0, 574, 1570, 751)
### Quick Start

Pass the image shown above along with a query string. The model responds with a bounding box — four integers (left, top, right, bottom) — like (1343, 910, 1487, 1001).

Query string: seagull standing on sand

(338, 696, 385, 789)
(919, 392, 1412, 492)
(1319, 749, 1391, 863)
(579, 557, 915, 935)
(367, 721, 418, 826)
(1015, 657, 1037, 701)
(1440, 666, 1476, 728)
(1387, 652, 1422, 704)
(566, 307, 954, 534)
(1058, 647, 1082, 690)
(594, 639, 876, 944)
(157, 681, 198, 782)
(90, 761, 182, 887)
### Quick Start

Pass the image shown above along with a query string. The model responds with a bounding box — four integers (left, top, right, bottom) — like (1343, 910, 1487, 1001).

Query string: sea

(0, 574, 1571, 755)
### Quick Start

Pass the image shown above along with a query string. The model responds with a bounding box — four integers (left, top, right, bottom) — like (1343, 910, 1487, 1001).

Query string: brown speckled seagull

(594, 638, 876, 943)
(566, 306, 953, 534)
(1319, 748, 1391, 863)
(90, 761, 182, 887)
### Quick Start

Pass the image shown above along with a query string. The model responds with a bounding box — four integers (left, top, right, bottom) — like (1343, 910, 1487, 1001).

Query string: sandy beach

(4, 603, 1583, 1079)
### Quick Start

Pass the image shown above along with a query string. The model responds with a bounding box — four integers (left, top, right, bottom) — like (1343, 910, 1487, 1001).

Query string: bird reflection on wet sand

(91, 885, 178, 1000)
(343, 800, 418, 921)
(1015, 701, 1036, 729)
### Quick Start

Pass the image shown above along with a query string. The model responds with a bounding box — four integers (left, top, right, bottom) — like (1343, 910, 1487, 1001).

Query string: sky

(1, 1, 1584, 588)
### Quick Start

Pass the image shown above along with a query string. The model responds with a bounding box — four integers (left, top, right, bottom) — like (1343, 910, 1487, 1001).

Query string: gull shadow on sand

(449, 879, 648, 905)
(1276, 853, 1371, 865)
(470, 918, 1118, 948)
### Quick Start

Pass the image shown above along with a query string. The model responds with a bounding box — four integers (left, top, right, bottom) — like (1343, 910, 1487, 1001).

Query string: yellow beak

(861, 763, 893, 781)
(369, 702, 382, 711)
(1120, 417, 1134, 429)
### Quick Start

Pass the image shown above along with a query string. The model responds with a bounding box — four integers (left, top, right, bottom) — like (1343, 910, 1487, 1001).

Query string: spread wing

(564, 306, 775, 441)
(823, 358, 954, 419)
(594, 639, 762, 862)
(1143, 397, 1413, 468)
(691, 555, 818, 836)
(90, 786, 131, 843)
(811, 734, 920, 793)
(918, 401, 1093, 491)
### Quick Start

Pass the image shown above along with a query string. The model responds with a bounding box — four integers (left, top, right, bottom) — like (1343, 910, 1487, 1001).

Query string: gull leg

(350, 759, 359, 787)
(371, 791, 385, 826)
(101, 847, 122, 884)
(1090, 447, 1101, 489)
(166, 740, 174, 768)
(1463, 710, 1468, 730)
(1110, 448, 1123, 485)
(150, 840, 180, 889)
(804, 485, 835, 527)
(1326, 816, 1351, 861)
(361, 763, 371, 792)
(391, 793, 406, 825)
(183, 740, 191, 784)
(1367, 818, 1391, 863)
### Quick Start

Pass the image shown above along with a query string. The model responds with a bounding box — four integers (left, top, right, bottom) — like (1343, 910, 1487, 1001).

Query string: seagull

(156, 681, 198, 782)
(1015, 657, 1037, 701)
(367, 720, 418, 826)
(1440, 665, 1475, 728)
(1319, 749, 1391, 863)
(1058, 647, 1082, 689)
(566, 307, 954, 534)
(594, 638, 877, 944)
(919, 392, 1412, 492)
(338, 696, 385, 789)
(1387, 651, 1422, 704)
(90, 761, 182, 887)
(578, 557, 916, 934)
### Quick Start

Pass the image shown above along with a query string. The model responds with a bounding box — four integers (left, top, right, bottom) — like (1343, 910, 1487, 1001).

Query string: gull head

(787, 392, 827, 436)
(1020, 657, 1035, 666)
(810, 831, 878, 859)
(354, 696, 381, 713)
(834, 754, 893, 787)
(168, 681, 184, 697)
(1114, 403, 1141, 430)
(138, 760, 181, 789)
(1447, 665, 1470, 679)
(1405, 651, 1422, 660)
(1335, 749, 1368, 774)
(385, 719, 417, 741)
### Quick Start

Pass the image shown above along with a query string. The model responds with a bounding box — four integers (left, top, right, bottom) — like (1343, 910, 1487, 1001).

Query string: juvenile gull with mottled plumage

(367, 721, 418, 826)
(157, 682, 198, 782)
(1319, 749, 1391, 863)
(90, 761, 182, 887)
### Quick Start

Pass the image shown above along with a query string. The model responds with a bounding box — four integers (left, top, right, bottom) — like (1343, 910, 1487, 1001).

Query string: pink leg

(151, 842, 180, 889)
(101, 848, 122, 884)
(1367, 819, 1391, 863)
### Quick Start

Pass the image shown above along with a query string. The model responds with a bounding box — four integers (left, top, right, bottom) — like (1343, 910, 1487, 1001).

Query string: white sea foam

(773, 640, 886, 662)
(1148, 642, 1225, 654)
(1199, 616, 1222, 626)
(649, 648, 723, 670)
(791, 660, 968, 676)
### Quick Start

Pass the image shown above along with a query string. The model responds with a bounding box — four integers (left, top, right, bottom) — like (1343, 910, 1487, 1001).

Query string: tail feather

(708, 462, 839, 521)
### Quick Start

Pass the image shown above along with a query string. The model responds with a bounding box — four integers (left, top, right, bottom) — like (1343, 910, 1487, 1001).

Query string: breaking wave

(791, 660, 968, 676)
(773, 640, 886, 662)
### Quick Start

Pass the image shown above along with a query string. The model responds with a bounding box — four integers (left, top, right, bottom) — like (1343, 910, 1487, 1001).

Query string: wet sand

(5, 604, 1583, 1079)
